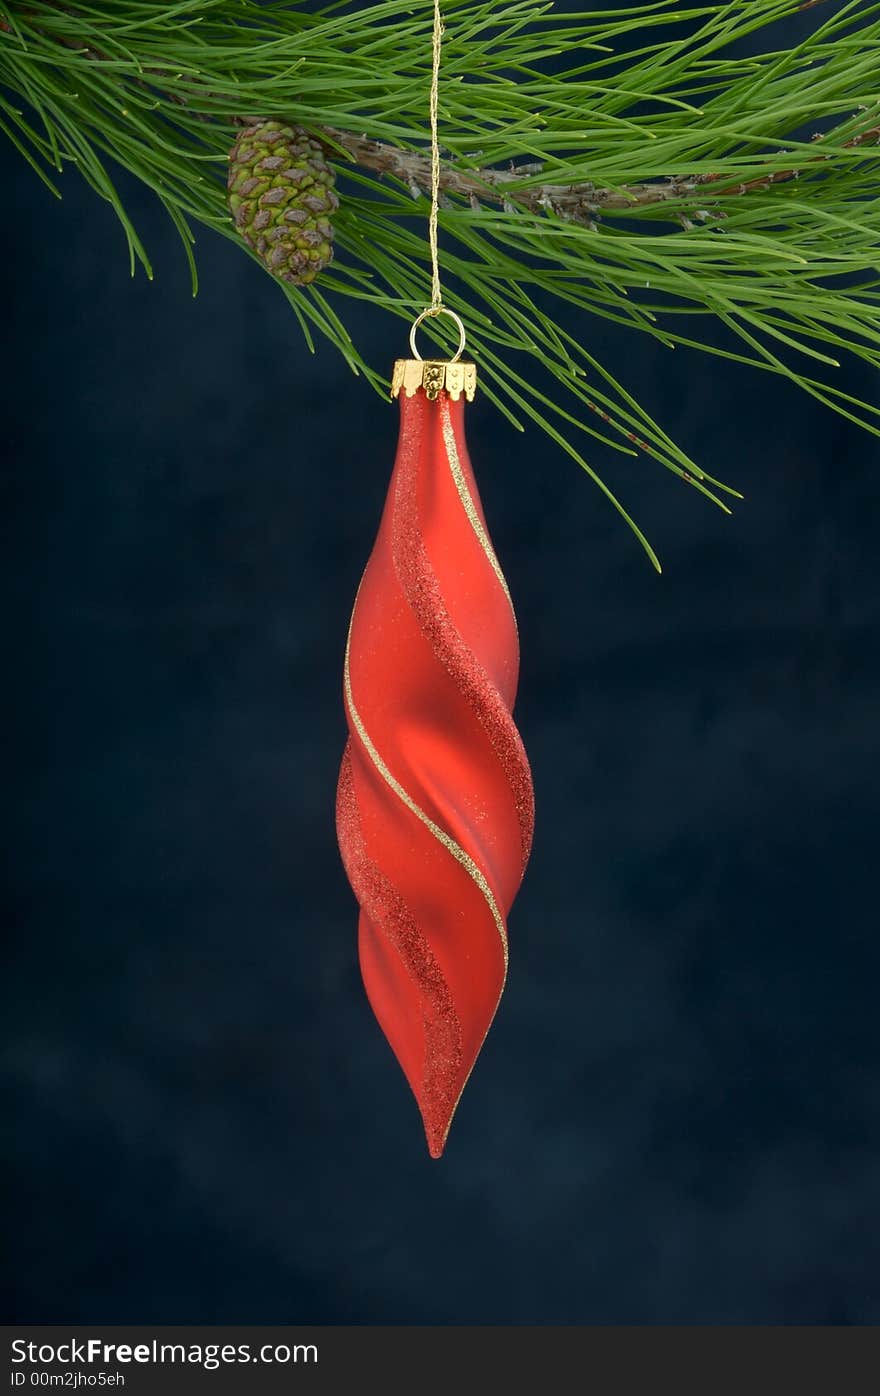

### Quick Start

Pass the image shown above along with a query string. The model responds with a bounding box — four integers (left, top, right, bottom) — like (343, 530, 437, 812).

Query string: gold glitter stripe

(344, 605, 509, 976)
(440, 400, 514, 611)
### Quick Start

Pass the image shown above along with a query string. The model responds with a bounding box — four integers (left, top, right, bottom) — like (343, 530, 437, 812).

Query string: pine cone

(227, 121, 339, 286)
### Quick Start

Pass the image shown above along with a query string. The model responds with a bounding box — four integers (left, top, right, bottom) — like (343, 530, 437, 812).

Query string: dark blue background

(3, 128, 879, 1324)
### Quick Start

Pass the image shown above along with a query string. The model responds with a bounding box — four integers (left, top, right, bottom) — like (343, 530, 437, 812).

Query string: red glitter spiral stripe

(336, 388, 534, 1157)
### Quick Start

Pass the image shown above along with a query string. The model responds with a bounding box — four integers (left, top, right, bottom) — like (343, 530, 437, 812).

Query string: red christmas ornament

(337, 353, 534, 1157)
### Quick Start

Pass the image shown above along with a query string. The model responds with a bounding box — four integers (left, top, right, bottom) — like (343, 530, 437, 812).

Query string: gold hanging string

(406, 0, 468, 365)
(428, 0, 443, 310)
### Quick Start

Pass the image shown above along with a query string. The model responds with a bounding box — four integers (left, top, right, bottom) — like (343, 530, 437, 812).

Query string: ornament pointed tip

(422, 1109, 452, 1160)
(425, 1128, 448, 1160)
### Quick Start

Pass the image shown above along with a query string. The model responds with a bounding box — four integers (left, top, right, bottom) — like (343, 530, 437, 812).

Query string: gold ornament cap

(391, 358, 477, 402)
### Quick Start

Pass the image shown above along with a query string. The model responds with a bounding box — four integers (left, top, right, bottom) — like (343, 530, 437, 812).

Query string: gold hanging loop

(409, 305, 467, 363)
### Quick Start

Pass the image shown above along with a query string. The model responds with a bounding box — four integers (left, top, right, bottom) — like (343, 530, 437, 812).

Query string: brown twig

(319, 121, 880, 228)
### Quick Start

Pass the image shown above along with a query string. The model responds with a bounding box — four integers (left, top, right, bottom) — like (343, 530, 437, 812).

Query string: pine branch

(17, 10, 877, 227)
(7, 5, 877, 229)
(321, 119, 880, 225)
(1, 0, 879, 569)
